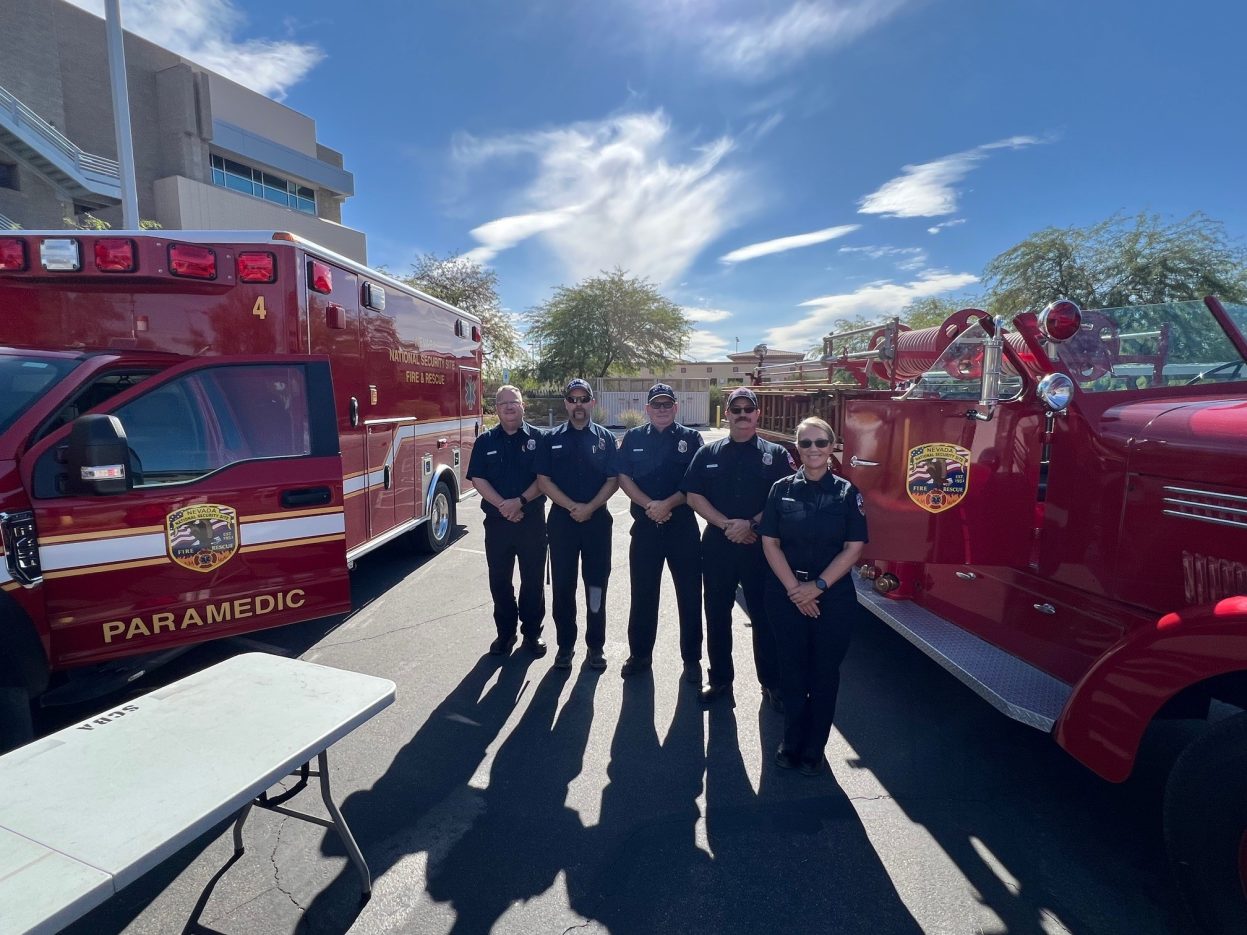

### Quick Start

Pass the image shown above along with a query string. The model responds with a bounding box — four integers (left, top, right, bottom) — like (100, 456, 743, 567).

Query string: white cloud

(705, 0, 913, 81)
(927, 218, 967, 235)
(763, 269, 980, 347)
(682, 306, 734, 323)
(455, 112, 743, 284)
(839, 244, 927, 270)
(685, 329, 733, 359)
(858, 136, 1043, 218)
(721, 224, 860, 264)
(65, 0, 322, 99)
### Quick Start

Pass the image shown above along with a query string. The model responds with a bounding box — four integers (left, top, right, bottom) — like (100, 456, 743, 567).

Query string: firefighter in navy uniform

(615, 383, 705, 683)
(760, 416, 867, 776)
(683, 386, 793, 705)
(465, 384, 548, 657)
(536, 379, 619, 671)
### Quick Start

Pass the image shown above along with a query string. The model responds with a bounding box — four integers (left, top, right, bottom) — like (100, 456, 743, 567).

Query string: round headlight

(1038, 299, 1083, 342)
(1037, 372, 1075, 411)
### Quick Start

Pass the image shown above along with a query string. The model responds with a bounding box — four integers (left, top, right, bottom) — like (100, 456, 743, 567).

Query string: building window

(705, 366, 712, 373)
(680, 366, 687, 373)
(0, 162, 17, 191)
(210, 154, 316, 215)
(732, 366, 739, 373)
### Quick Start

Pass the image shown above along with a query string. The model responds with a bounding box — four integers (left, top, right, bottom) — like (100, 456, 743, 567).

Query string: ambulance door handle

(281, 486, 332, 508)
(437, 437, 448, 449)
(349, 397, 360, 428)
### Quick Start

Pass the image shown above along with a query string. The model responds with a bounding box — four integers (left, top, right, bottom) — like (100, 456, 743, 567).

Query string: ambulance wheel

(1163, 710, 1247, 934)
(417, 480, 455, 554)
(0, 685, 34, 754)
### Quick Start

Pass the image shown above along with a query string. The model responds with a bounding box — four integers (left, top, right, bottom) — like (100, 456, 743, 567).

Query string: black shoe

(698, 683, 732, 705)
(522, 637, 548, 658)
(800, 757, 829, 777)
(553, 649, 574, 670)
(682, 662, 702, 686)
(621, 656, 650, 677)
(587, 650, 607, 670)
(489, 635, 517, 656)
(775, 747, 799, 770)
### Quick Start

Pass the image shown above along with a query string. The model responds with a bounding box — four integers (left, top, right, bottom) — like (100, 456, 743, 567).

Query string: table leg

(232, 802, 253, 857)
(317, 750, 372, 895)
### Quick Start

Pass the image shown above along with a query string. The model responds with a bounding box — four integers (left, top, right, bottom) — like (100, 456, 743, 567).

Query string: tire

(0, 685, 34, 754)
(416, 480, 455, 554)
(1163, 710, 1247, 934)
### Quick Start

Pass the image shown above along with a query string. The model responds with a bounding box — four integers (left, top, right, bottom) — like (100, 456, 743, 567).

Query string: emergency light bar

(94, 238, 137, 272)
(0, 237, 27, 271)
(168, 243, 217, 280)
(40, 239, 81, 271)
(237, 251, 276, 283)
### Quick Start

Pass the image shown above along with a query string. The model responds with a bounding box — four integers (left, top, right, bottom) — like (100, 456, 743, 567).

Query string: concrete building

(0, 0, 365, 261)
(635, 348, 807, 387)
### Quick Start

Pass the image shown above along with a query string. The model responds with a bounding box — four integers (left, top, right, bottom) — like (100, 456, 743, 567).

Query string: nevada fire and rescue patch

(906, 443, 971, 514)
(167, 504, 239, 572)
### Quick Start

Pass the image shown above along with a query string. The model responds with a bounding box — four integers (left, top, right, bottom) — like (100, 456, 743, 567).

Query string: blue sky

(74, 0, 1246, 357)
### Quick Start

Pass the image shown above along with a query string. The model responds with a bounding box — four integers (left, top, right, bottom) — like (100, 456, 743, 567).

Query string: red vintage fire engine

(753, 296, 1247, 933)
(0, 230, 481, 747)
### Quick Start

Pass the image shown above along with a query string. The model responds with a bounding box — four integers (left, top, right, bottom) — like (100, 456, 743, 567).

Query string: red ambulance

(0, 230, 481, 747)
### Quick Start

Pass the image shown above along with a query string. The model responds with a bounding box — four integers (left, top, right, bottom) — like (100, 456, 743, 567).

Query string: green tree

(983, 211, 1247, 315)
(392, 252, 521, 377)
(525, 268, 690, 381)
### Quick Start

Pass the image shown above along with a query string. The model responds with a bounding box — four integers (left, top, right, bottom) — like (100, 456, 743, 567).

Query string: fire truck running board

(854, 578, 1072, 732)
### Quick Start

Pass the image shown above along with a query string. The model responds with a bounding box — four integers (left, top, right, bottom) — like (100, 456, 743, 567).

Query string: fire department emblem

(906, 443, 971, 514)
(167, 504, 239, 573)
(599, 437, 606, 451)
(526, 438, 536, 451)
(762, 451, 773, 466)
(464, 376, 478, 410)
(678, 440, 688, 453)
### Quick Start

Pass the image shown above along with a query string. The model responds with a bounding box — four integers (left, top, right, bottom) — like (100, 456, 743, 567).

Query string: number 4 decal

(252, 296, 267, 320)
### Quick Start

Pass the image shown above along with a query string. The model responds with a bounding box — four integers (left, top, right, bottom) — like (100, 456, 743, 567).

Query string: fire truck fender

(0, 591, 50, 696)
(425, 465, 460, 512)
(1054, 596, 1247, 782)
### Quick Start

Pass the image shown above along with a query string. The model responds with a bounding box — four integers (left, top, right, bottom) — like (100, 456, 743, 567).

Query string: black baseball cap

(565, 378, 593, 398)
(647, 383, 676, 402)
(726, 386, 758, 406)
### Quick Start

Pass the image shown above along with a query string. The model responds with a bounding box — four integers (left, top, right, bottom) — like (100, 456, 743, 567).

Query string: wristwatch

(519, 493, 529, 505)
(749, 520, 760, 533)
(815, 577, 828, 591)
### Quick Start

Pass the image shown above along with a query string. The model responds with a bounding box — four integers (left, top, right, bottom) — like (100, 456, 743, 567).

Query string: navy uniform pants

(547, 506, 612, 653)
(765, 580, 855, 763)
(483, 507, 547, 641)
(626, 512, 702, 663)
(700, 529, 779, 691)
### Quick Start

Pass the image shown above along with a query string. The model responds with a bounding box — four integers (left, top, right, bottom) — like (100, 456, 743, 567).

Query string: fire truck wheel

(416, 480, 455, 554)
(1163, 710, 1247, 934)
(0, 685, 34, 754)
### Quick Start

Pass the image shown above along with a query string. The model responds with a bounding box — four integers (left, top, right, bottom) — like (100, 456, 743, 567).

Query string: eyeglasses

(565, 396, 592, 405)
(798, 438, 831, 449)
(648, 400, 674, 410)
(496, 400, 521, 408)
(728, 405, 757, 415)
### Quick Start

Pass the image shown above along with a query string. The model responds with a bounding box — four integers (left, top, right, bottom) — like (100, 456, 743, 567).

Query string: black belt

(793, 570, 811, 581)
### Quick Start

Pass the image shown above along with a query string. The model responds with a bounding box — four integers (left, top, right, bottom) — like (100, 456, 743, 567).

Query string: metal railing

(0, 83, 120, 182)
(0, 212, 19, 230)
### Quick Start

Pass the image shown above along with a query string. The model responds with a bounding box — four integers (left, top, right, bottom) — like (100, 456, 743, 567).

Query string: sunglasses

(798, 438, 831, 449)
(728, 405, 757, 415)
(648, 400, 675, 410)
(565, 395, 592, 404)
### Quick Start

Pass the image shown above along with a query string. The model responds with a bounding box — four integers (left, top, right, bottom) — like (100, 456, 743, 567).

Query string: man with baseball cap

(682, 385, 793, 705)
(536, 378, 619, 670)
(615, 383, 705, 683)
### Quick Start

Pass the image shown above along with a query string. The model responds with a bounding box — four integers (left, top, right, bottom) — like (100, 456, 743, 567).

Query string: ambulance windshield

(0, 354, 79, 434)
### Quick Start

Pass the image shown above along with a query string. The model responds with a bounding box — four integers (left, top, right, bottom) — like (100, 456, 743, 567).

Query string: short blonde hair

(495, 384, 524, 404)
(795, 416, 835, 446)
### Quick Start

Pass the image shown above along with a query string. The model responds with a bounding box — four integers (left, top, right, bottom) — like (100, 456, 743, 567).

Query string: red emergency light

(168, 243, 217, 280)
(309, 260, 333, 294)
(237, 251, 276, 283)
(94, 238, 136, 272)
(0, 237, 27, 271)
(1039, 299, 1082, 342)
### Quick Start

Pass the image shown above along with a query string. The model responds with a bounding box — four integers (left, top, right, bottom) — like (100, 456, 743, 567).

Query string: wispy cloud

(454, 111, 743, 284)
(764, 269, 979, 347)
(682, 306, 734, 323)
(66, 0, 322, 99)
(721, 224, 860, 264)
(704, 0, 914, 81)
(685, 329, 733, 359)
(839, 244, 927, 271)
(928, 218, 967, 234)
(858, 136, 1043, 218)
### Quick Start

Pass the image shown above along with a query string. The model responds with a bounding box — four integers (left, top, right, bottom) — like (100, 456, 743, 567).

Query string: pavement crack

(561, 921, 593, 935)
(316, 599, 494, 649)
(270, 815, 307, 912)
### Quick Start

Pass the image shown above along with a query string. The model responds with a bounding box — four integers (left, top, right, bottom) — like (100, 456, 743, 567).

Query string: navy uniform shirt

(534, 420, 618, 507)
(681, 434, 793, 521)
(466, 421, 546, 520)
(616, 421, 704, 522)
(759, 469, 869, 595)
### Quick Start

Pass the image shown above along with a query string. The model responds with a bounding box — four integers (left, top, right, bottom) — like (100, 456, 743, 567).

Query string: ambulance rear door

(24, 355, 351, 667)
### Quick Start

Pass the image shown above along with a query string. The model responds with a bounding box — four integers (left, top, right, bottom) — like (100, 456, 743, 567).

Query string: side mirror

(66, 414, 131, 496)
